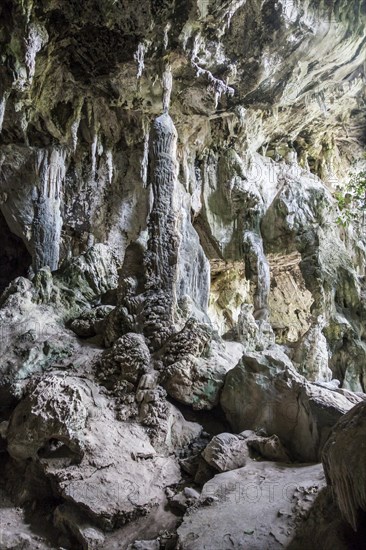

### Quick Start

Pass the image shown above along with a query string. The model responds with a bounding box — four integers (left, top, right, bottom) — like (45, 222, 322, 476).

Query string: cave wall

(0, 2, 366, 548)
(0, 0, 365, 386)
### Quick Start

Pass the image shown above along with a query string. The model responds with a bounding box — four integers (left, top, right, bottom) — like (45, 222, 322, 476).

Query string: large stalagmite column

(143, 113, 180, 349)
(105, 110, 210, 349)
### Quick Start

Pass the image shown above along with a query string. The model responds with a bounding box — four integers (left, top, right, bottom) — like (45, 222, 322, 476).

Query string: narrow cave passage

(0, 210, 32, 294)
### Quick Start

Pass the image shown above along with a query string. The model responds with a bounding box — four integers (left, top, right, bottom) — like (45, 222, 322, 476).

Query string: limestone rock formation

(0, 277, 78, 406)
(70, 305, 114, 338)
(201, 429, 291, 473)
(6, 372, 181, 532)
(0, 0, 366, 548)
(293, 316, 332, 383)
(202, 432, 249, 472)
(322, 401, 366, 531)
(161, 326, 244, 410)
(221, 347, 364, 461)
(245, 432, 291, 462)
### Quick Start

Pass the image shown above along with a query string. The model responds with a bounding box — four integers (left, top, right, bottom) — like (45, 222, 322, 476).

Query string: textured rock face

(220, 347, 364, 461)
(268, 252, 313, 343)
(7, 373, 181, 530)
(7, 374, 90, 461)
(245, 432, 291, 462)
(160, 323, 244, 410)
(0, 0, 365, 384)
(322, 401, 366, 531)
(0, 0, 366, 548)
(202, 432, 249, 472)
(201, 430, 290, 472)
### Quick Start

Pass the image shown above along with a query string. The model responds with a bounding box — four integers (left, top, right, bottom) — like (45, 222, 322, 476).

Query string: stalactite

(162, 65, 172, 113)
(32, 148, 66, 271)
(141, 125, 150, 187)
(135, 42, 147, 79)
(24, 22, 48, 84)
(106, 149, 113, 184)
(91, 133, 98, 179)
(0, 92, 9, 133)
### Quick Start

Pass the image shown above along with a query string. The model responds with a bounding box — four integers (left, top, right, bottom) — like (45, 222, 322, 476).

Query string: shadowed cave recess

(0, 210, 32, 293)
(0, 0, 366, 548)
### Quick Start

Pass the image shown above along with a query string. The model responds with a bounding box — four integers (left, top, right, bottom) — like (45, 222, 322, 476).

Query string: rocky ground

(0, 239, 364, 549)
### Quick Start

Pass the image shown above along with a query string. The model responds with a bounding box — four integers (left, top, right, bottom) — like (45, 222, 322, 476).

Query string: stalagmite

(142, 113, 180, 349)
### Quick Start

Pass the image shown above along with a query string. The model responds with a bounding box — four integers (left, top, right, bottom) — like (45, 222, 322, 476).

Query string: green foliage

(335, 169, 366, 229)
